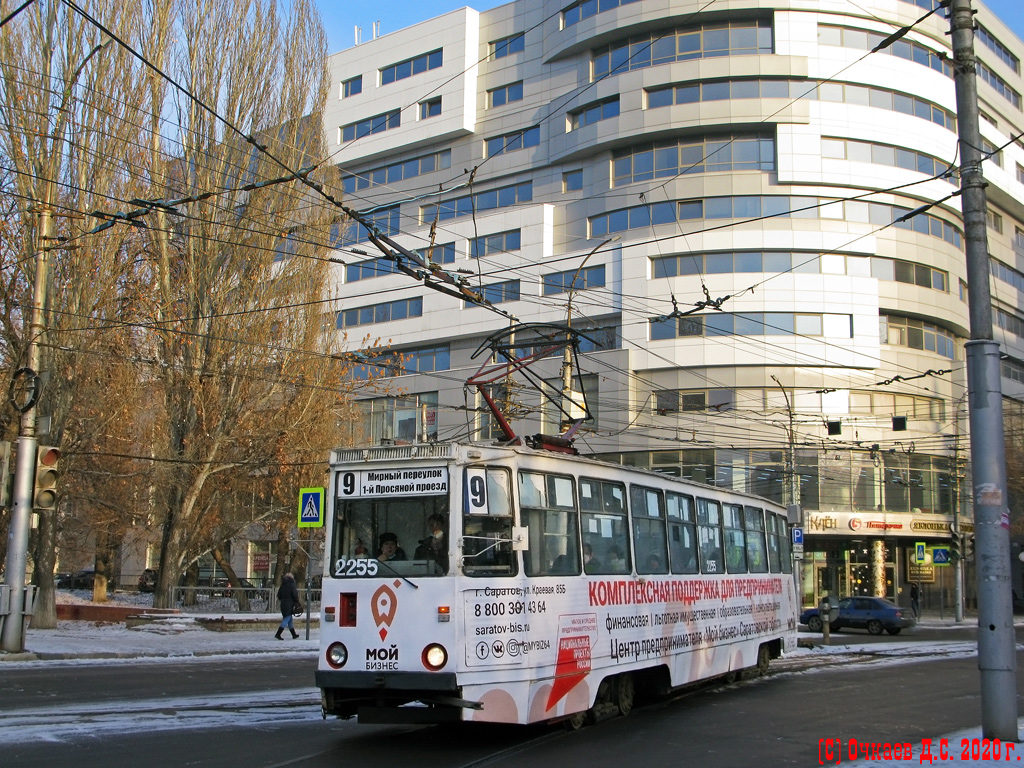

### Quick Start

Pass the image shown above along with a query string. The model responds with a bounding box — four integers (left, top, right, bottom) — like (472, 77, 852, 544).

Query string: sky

(314, 0, 1024, 57)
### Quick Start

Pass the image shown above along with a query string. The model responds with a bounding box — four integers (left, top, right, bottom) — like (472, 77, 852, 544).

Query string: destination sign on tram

(338, 467, 449, 498)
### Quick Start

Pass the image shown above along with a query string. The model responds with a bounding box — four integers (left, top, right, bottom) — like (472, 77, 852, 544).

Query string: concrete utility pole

(949, 0, 1018, 741)
(0, 205, 51, 653)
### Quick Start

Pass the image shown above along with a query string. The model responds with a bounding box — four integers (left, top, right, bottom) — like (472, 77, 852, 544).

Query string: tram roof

(330, 440, 787, 513)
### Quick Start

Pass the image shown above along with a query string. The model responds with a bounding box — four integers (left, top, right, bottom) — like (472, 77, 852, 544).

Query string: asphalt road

(0, 631, 1020, 768)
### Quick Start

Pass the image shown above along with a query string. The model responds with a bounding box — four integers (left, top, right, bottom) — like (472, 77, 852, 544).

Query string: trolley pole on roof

(949, 0, 1017, 741)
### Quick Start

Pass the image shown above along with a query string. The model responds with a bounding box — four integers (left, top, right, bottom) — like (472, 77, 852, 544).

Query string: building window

(981, 138, 1003, 168)
(490, 33, 524, 59)
(870, 257, 948, 291)
(653, 250, 832, 277)
(1016, 228, 1024, 251)
(489, 81, 523, 107)
(543, 265, 605, 295)
(341, 109, 400, 143)
(820, 137, 956, 184)
(976, 60, 1021, 108)
(468, 280, 521, 306)
(486, 126, 540, 157)
(415, 242, 456, 264)
(655, 389, 734, 414)
(818, 24, 953, 78)
(335, 205, 401, 245)
(1002, 357, 1024, 384)
(341, 76, 362, 98)
(1017, 164, 1024, 185)
(959, 278, 968, 303)
(569, 97, 619, 130)
(591, 195, 963, 249)
(977, 25, 1020, 74)
(419, 97, 442, 120)
(563, 0, 642, 27)
(342, 149, 451, 195)
(563, 169, 583, 192)
(992, 258, 1024, 293)
(470, 229, 521, 258)
(987, 209, 1004, 234)
(645, 79, 957, 132)
(421, 181, 532, 223)
(359, 393, 438, 443)
(996, 308, 1024, 338)
(346, 256, 399, 283)
(380, 49, 442, 85)
(613, 133, 774, 186)
(338, 297, 423, 329)
(651, 312, 850, 341)
(352, 345, 451, 379)
(591, 18, 770, 78)
(879, 315, 956, 358)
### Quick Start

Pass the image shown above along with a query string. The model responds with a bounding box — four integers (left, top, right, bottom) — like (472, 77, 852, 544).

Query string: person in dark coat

(276, 572, 300, 639)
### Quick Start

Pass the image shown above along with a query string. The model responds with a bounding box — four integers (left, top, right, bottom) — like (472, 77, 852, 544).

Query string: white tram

(316, 441, 798, 726)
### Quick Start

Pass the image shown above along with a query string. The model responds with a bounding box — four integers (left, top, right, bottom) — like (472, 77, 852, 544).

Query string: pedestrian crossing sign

(298, 487, 324, 528)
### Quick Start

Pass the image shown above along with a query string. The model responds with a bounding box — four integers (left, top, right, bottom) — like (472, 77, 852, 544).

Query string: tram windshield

(331, 496, 450, 577)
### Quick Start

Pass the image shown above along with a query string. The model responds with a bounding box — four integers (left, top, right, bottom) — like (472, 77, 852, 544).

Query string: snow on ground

(3, 595, 1020, 762)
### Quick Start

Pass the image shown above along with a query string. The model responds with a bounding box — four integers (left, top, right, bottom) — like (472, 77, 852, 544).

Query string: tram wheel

(615, 674, 635, 717)
(756, 644, 771, 677)
(724, 669, 739, 684)
(563, 710, 588, 730)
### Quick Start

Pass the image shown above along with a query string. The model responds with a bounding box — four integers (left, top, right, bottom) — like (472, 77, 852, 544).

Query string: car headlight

(326, 642, 348, 669)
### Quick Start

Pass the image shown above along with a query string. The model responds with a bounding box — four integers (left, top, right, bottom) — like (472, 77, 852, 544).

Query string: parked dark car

(55, 572, 73, 588)
(800, 596, 914, 636)
(138, 568, 157, 593)
(212, 577, 260, 598)
(70, 569, 96, 589)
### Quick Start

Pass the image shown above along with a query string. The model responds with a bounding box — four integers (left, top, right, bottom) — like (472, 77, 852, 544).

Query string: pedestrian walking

(910, 581, 921, 620)
(276, 573, 300, 639)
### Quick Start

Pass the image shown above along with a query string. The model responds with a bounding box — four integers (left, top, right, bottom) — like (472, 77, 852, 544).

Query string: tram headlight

(421, 643, 448, 671)
(326, 642, 348, 669)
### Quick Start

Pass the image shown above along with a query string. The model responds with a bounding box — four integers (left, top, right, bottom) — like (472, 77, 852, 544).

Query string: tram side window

(631, 485, 669, 574)
(743, 506, 769, 573)
(463, 468, 518, 577)
(520, 471, 580, 576)
(579, 478, 631, 574)
(766, 513, 782, 572)
(775, 512, 792, 573)
(723, 503, 748, 573)
(667, 491, 698, 574)
(696, 497, 724, 574)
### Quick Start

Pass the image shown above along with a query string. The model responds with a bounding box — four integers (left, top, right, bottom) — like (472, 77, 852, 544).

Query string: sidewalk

(0, 614, 321, 663)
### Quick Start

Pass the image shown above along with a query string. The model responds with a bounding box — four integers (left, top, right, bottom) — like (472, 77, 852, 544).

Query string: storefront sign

(804, 511, 954, 539)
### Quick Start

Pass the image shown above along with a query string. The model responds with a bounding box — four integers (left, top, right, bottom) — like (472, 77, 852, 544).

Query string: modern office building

(323, 0, 1024, 609)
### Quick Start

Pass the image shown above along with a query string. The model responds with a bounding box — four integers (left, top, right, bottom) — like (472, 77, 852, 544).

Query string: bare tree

(138, 0, 354, 607)
(0, 0, 158, 623)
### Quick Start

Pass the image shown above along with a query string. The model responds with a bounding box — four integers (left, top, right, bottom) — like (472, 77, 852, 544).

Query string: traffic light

(949, 531, 961, 561)
(33, 445, 61, 511)
(964, 535, 975, 560)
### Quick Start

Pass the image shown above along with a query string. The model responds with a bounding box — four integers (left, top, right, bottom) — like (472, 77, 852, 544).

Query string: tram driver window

(463, 467, 518, 577)
(632, 486, 669, 575)
(520, 471, 580, 576)
(696, 497, 724, 574)
(579, 478, 631, 574)
(766, 513, 782, 572)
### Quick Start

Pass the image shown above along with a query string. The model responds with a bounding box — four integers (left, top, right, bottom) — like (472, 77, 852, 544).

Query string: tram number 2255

(334, 558, 379, 577)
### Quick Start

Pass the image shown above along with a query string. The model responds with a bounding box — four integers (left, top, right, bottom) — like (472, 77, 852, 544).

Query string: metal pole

(949, 0, 1017, 741)
(0, 205, 52, 653)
